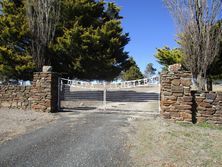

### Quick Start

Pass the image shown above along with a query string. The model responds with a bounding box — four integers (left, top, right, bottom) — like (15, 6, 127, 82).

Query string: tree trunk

(197, 73, 205, 91)
(207, 77, 213, 91)
(192, 76, 198, 87)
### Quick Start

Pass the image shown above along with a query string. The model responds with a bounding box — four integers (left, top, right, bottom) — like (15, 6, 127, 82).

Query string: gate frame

(58, 77, 160, 112)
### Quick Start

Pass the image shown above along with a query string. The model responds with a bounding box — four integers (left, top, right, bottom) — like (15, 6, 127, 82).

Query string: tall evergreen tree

(155, 47, 183, 70)
(121, 57, 143, 81)
(52, 0, 130, 81)
(144, 63, 156, 78)
(0, 0, 131, 81)
(0, 0, 34, 81)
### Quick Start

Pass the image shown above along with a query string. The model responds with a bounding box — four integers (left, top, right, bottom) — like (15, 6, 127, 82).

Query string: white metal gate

(58, 77, 160, 112)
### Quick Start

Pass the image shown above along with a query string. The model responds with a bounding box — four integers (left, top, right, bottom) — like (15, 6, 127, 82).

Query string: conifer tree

(52, 0, 130, 81)
(121, 57, 143, 81)
(155, 47, 183, 68)
(144, 63, 156, 78)
(0, 0, 131, 81)
(0, 0, 34, 81)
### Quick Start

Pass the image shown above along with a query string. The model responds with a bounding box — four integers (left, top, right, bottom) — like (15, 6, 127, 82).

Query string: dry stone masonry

(160, 71, 193, 122)
(0, 85, 32, 110)
(0, 67, 59, 112)
(161, 70, 222, 124)
(195, 92, 222, 124)
(31, 72, 59, 112)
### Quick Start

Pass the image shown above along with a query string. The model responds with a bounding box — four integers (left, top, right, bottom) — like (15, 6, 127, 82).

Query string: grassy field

(126, 116, 222, 167)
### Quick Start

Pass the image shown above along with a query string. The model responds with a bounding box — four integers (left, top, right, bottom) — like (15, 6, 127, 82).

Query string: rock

(203, 99, 214, 104)
(162, 100, 176, 106)
(184, 87, 191, 95)
(177, 97, 183, 102)
(182, 102, 193, 105)
(212, 99, 219, 105)
(180, 112, 192, 119)
(198, 108, 216, 115)
(199, 102, 212, 108)
(195, 96, 205, 102)
(197, 117, 206, 123)
(173, 93, 183, 97)
(197, 106, 206, 111)
(206, 108, 216, 114)
(42, 66, 52, 72)
(162, 112, 171, 119)
(172, 79, 181, 86)
(170, 112, 180, 118)
(175, 105, 192, 110)
(182, 110, 192, 114)
(165, 96, 177, 101)
(180, 73, 192, 78)
(181, 78, 192, 87)
(206, 93, 217, 101)
(171, 86, 184, 93)
(183, 96, 193, 102)
(163, 91, 172, 96)
(168, 63, 182, 72)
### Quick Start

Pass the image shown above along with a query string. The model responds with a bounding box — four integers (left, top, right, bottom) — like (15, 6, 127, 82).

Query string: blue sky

(107, 0, 178, 72)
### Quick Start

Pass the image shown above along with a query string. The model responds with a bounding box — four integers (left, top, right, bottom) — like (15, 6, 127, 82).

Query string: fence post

(57, 77, 61, 111)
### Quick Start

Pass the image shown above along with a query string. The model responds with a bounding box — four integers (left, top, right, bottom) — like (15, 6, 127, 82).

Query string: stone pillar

(160, 71, 193, 122)
(31, 66, 59, 112)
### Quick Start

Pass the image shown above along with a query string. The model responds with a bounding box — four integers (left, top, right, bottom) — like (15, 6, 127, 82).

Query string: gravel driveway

(1, 106, 221, 166)
(0, 111, 141, 167)
(0, 86, 160, 167)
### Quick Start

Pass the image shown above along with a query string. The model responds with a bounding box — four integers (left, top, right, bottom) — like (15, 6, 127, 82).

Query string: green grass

(176, 121, 222, 130)
(197, 122, 222, 130)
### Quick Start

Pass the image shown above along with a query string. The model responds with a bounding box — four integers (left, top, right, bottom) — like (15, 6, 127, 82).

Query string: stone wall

(0, 85, 32, 110)
(160, 71, 193, 122)
(0, 71, 59, 112)
(195, 92, 222, 124)
(31, 72, 59, 112)
(160, 71, 222, 124)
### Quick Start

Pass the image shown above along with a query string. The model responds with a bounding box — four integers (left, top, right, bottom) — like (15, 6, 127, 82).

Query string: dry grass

(0, 109, 56, 143)
(127, 117, 222, 167)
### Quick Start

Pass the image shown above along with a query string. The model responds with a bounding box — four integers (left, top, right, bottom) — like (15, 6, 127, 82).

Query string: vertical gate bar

(103, 82, 106, 111)
(58, 77, 61, 111)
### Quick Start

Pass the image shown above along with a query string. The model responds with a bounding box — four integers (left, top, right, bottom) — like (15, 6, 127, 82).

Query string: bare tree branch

(164, 0, 222, 90)
(26, 0, 60, 69)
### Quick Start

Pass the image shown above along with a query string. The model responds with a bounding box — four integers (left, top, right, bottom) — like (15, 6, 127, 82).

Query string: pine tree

(155, 47, 183, 70)
(0, 0, 34, 81)
(52, 0, 130, 81)
(144, 63, 156, 78)
(0, 0, 131, 81)
(121, 57, 143, 81)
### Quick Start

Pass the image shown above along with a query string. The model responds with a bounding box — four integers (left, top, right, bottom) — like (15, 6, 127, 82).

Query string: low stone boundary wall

(0, 85, 31, 110)
(195, 92, 222, 124)
(0, 71, 59, 112)
(160, 71, 222, 124)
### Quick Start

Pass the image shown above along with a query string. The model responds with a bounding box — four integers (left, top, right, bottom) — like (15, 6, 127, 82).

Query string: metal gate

(58, 77, 160, 112)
